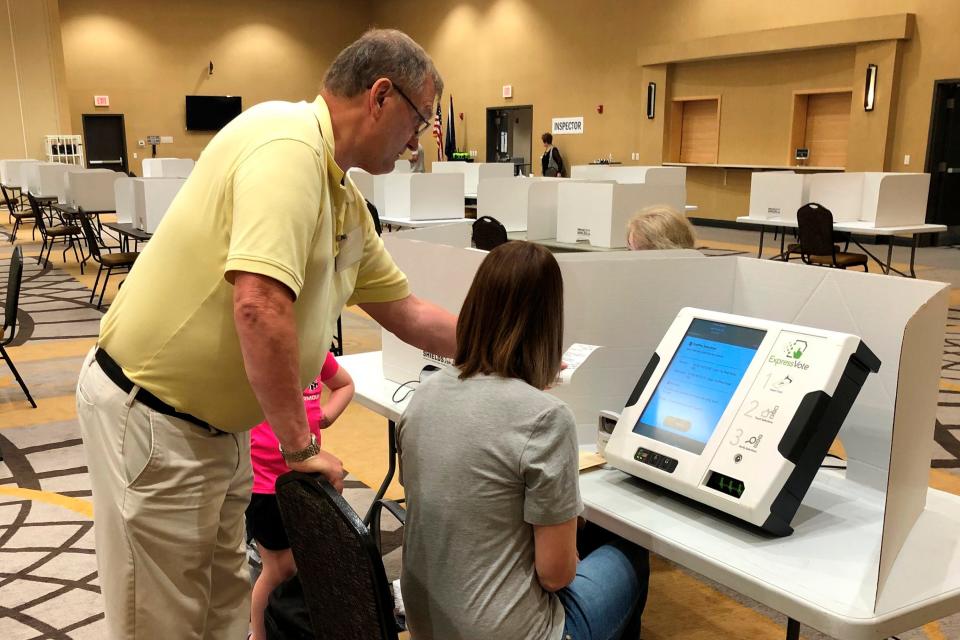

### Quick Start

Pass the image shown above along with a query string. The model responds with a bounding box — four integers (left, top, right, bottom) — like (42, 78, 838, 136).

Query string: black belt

(95, 348, 226, 435)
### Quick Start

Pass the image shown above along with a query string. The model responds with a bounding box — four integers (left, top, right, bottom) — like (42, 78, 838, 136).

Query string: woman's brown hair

(455, 241, 564, 390)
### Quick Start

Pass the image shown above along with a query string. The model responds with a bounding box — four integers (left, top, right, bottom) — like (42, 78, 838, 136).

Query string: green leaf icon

(793, 349, 803, 358)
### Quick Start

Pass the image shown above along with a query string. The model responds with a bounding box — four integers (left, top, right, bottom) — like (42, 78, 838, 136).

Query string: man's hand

(287, 449, 345, 493)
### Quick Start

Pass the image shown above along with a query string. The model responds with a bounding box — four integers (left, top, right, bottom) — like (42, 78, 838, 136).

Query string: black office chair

(2, 183, 35, 242)
(472, 216, 508, 250)
(1, 246, 36, 408)
(796, 203, 868, 271)
(275, 472, 400, 640)
(27, 192, 83, 271)
(78, 211, 138, 309)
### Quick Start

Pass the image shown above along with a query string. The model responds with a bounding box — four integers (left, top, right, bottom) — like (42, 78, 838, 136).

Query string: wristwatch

(280, 433, 321, 464)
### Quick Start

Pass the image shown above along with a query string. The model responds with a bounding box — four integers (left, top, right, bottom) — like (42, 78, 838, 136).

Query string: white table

(379, 216, 470, 231)
(339, 350, 960, 640)
(736, 216, 947, 277)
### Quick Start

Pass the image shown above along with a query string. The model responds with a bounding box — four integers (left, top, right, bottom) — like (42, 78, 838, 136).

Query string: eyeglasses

(393, 83, 433, 137)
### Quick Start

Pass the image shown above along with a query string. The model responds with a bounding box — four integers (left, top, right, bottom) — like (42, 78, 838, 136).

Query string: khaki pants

(77, 348, 253, 640)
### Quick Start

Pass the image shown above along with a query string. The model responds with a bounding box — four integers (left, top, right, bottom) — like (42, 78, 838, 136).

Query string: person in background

(626, 205, 696, 250)
(541, 132, 565, 177)
(247, 352, 354, 640)
(409, 142, 425, 172)
(398, 241, 649, 640)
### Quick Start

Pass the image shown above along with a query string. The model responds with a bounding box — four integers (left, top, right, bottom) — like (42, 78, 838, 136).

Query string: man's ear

(369, 78, 392, 119)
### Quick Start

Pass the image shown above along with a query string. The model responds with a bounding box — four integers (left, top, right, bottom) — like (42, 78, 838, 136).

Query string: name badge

(335, 226, 363, 272)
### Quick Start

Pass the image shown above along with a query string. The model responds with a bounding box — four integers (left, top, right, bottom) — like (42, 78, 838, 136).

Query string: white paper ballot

(556, 343, 601, 385)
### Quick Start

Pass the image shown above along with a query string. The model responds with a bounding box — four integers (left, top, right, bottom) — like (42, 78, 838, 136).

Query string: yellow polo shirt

(98, 96, 408, 432)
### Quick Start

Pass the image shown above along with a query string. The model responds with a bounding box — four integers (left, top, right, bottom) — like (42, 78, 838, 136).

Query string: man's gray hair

(324, 29, 443, 100)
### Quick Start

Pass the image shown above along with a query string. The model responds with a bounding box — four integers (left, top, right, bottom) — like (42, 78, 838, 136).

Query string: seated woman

(626, 205, 696, 250)
(398, 241, 649, 640)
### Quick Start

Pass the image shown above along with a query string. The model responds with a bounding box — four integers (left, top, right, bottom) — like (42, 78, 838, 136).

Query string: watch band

(280, 433, 321, 464)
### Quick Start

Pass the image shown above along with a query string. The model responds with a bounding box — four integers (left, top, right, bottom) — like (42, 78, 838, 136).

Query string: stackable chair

(796, 203, 868, 271)
(274, 472, 401, 640)
(27, 193, 83, 270)
(0, 246, 36, 408)
(78, 211, 138, 309)
(2, 184, 35, 242)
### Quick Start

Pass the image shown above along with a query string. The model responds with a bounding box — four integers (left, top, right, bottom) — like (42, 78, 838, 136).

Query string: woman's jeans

(557, 524, 650, 640)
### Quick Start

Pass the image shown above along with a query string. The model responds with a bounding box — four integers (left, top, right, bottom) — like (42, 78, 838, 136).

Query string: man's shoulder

(225, 100, 324, 150)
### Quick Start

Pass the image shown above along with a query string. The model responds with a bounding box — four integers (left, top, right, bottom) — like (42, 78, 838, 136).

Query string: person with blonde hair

(626, 205, 696, 250)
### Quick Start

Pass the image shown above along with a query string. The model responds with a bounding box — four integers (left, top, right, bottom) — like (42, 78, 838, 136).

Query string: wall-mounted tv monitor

(185, 95, 242, 131)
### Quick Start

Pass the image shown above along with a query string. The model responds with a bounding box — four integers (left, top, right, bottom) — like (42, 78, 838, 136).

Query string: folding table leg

(785, 618, 800, 640)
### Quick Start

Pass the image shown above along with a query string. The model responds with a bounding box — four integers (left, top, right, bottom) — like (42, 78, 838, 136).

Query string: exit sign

(94, 95, 110, 107)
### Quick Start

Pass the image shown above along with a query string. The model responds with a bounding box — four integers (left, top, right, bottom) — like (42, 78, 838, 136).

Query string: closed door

(926, 80, 960, 239)
(82, 114, 128, 173)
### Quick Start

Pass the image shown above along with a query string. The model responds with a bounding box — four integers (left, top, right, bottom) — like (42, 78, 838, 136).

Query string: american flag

(433, 101, 443, 160)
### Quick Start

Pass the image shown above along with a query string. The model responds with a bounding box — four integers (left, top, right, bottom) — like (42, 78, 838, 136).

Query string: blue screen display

(633, 319, 766, 454)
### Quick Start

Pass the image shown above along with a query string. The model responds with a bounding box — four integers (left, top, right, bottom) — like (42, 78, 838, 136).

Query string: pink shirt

(250, 352, 339, 494)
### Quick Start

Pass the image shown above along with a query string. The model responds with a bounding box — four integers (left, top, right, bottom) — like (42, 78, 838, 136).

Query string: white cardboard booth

(24, 163, 84, 201)
(555, 182, 686, 248)
(477, 176, 566, 232)
(749, 171, 930, 226)
(431, 161, 513, 197)
(382, 173, 464, 220)
(0, 159, 39, 188)
(64, 169, 123, 211)
(391, 222, 472, 248)
(114, 177, 136, 224)
(378, 234, 953, 632)
(130, 177, 186, 232)
(142, 158, 195, 179)
(571, 165, 686, 187)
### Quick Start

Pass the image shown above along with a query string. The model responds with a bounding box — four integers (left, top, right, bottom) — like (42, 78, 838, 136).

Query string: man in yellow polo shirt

(76, 29, 456, 639)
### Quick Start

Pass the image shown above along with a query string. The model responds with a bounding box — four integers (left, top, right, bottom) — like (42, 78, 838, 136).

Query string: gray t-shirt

(398, 368, 583, 640)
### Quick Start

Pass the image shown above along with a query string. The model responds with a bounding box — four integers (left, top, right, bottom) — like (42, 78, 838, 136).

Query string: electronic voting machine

(604, 308, 881, 536)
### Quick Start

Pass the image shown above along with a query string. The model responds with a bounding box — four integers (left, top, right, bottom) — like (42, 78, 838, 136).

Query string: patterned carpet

(0, 225, 958, 639)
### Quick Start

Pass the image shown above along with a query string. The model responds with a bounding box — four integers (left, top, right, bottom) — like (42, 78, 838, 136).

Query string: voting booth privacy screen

(605, 308, 880, 536)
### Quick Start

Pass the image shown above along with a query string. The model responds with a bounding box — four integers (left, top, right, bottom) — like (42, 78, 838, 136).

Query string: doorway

(486, 105, 533, 175)
(82, 114, 128, 174)
(924, 79, 960, 243)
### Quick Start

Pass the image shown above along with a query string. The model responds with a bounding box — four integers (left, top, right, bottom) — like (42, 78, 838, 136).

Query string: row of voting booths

(0, 158, 195, 233)
(378, 225, 955, 633)
(477, 165, 687, 248)
(747, 171, 931, 226)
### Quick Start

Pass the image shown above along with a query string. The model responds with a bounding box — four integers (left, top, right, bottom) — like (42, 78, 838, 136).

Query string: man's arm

(360, 294, 457, 358)
(233, 272, 344, 491)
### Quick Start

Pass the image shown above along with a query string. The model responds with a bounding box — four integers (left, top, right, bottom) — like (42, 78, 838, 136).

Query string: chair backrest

(26, 192, 47, 235)
(472, 215, 508, 251)
(4, 246, 24, 336)
(1, 183, 15, 216)
(275, 472, 398, 640)
(77, 210, 102, 261)
(796, 203, 836, 258)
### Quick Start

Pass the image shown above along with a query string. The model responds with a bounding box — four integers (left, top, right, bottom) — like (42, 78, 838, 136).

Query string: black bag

(264, 575, 314, 640)
(472, 216, 508, 251)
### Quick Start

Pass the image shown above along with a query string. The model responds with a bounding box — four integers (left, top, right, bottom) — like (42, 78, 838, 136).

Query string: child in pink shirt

(246, 352, 354, 640)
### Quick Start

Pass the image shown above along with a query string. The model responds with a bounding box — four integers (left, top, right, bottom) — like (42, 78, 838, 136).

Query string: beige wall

(0, 0, 70, 160)
(369, 0, 960, 219)
(53, 0, 960, 218)
(59, 0, 369, 175)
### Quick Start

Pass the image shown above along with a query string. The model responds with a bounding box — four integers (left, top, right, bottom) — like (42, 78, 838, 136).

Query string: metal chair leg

(90, 265, 103, 304)
(0, 344, 37, 408)
(97, 267, 112, 309)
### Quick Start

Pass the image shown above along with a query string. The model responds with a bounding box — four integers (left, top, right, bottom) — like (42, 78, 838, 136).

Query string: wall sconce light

(208, 61, 214, 76)
(864, 64, 877, 111)
(646, 82, 656, 119)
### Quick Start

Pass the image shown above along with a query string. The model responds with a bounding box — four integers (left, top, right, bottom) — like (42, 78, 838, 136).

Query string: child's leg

(250, 545, 297, 640)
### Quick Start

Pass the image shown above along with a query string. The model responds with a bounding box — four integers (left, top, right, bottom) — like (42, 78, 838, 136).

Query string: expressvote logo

(768, 339, 810, 370)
